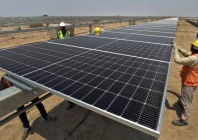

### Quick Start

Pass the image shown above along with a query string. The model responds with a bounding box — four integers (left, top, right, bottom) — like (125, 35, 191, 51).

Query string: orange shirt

(180, 54, 198, 86)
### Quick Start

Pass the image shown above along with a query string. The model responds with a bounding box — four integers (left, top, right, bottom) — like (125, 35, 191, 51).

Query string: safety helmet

(94, 27, 102, 33)
(192, 40, 198, 47)
(59, 22, 66, 27)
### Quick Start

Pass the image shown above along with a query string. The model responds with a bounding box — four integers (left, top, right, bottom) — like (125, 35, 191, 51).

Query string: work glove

(171, 41, 179, 55)
(171, 41, 177, 50)
(171, 41, 182, 51)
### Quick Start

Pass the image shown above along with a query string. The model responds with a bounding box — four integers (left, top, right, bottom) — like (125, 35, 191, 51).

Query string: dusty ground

(0, 20, 144, 31)
(0, 20, 198, 140)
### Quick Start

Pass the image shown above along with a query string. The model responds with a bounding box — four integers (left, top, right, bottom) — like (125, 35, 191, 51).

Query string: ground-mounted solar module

(0, 18, 178, 138)
(87, 32, 132, 39)
(107, 29, 175, 37)
(124, 26, 177, 32)
(124, 34, 174, 45)
(122, 27, 176, 33)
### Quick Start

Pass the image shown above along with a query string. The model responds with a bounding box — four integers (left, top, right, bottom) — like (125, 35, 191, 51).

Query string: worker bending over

(58, 22, 70, 39)
(172, 40, 198, 126)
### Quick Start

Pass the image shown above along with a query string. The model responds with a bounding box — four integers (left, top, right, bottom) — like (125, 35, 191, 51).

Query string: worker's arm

(172, 41, 192, 57)
(176, 44, 192, 57)
(174, 49, 197, 66)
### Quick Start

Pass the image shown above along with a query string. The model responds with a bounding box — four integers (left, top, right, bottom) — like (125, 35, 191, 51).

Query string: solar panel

(96, 40, 172, 62)
(107, 29, 175, 37)
(124, 27, 176, 32)
(0, 18, 178, 138)
(51, 36, 117, 49)
(0, 48, 168, 129)
(88, 32, 132, 39)
(124, 34, 174, 45)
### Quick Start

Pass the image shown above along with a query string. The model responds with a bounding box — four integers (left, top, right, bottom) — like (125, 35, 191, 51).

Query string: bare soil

(0, 20, 198, 140)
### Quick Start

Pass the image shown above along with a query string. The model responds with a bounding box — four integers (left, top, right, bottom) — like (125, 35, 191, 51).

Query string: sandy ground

(0, 20, 144, 31)
(0, 20, 198, 140)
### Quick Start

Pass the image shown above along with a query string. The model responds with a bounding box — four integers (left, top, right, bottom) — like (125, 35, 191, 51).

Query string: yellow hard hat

(192, 40, 198, 47)
(94, 27, 102, 33)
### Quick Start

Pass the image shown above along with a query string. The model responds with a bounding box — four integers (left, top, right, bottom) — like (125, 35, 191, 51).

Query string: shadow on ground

(186, 21, 198, 28)
(30, 100, 156, 140)
(165, 90, 183, 118)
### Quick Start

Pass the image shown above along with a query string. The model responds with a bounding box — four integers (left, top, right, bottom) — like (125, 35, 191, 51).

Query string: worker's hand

(172, 41, 182, 51)
(171, 41, 176, 45)
(176, 44, 182, 50)
(172, 43, 177, 50)
(173, 45, 179, 54)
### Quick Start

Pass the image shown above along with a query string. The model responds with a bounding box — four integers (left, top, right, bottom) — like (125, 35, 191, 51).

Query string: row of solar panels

(0, 18, 178, 138)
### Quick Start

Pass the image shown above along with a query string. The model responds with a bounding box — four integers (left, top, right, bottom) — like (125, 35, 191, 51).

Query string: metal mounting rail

(3, 75, 36, 94)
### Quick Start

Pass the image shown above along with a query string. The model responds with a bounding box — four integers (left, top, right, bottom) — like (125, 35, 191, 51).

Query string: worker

(58, 22, 75, 109)
(0, 77, 56, 140)
(58, 22, 70, 39)
(89, 22, 92, 33)
(172, 40, 198, 126)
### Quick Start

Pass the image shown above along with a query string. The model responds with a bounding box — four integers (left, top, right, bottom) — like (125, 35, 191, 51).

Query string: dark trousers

(17, 98, 48, 128)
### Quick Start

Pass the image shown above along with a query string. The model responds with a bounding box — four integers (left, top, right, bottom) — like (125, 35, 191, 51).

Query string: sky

(0, 0, 197, 17)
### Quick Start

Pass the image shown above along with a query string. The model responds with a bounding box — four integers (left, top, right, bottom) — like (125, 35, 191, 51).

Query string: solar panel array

(0, 18, 178, 137)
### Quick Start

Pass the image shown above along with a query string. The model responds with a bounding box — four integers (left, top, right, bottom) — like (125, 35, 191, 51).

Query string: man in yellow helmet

(94, 27, 104, 35)
(172, 40, 198, 126)
(58, 22, 70, 39)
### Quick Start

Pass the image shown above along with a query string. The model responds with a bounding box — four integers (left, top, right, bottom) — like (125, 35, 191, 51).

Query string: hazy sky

(0, 0, 197, 17)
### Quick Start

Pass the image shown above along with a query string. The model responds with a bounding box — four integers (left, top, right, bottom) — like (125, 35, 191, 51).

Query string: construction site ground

(0, 20, 198, 140)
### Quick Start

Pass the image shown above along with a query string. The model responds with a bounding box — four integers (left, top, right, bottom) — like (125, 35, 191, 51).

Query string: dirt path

(0, 20, 198, 140)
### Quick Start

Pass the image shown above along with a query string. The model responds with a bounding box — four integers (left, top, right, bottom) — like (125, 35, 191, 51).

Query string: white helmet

(59, 22, 66, 27)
